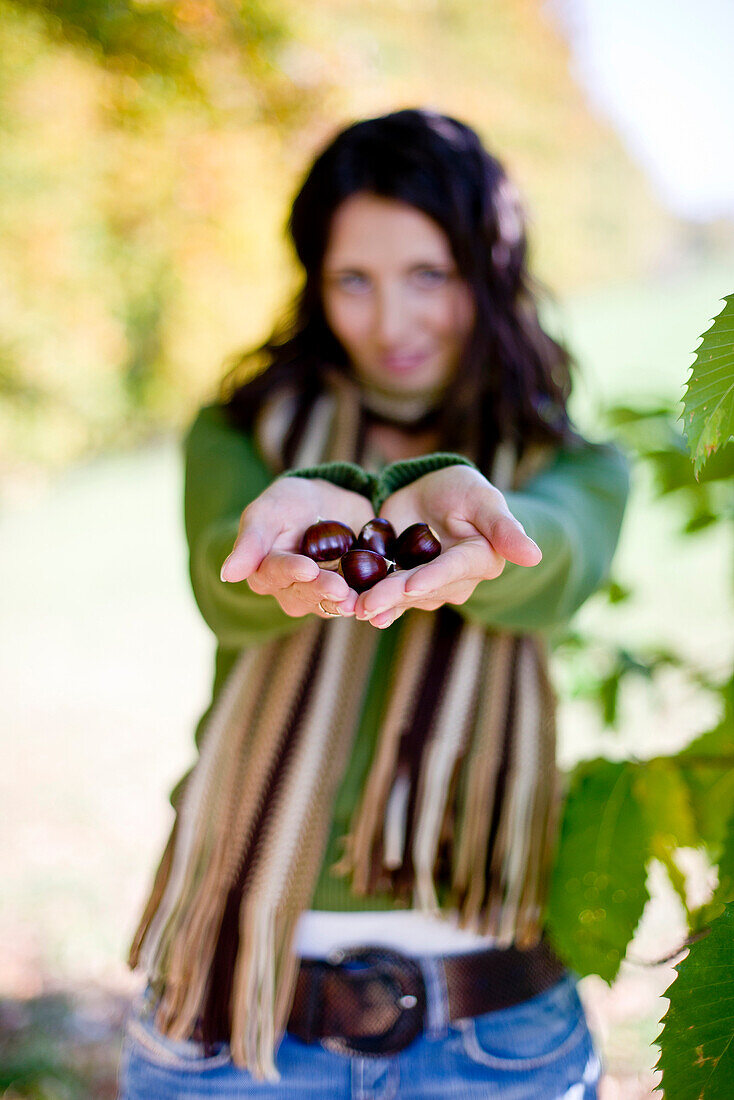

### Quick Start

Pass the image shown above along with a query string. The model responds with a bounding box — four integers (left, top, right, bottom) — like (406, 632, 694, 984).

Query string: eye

(414, 268, 448, 286)
(338, 273, 370, 291)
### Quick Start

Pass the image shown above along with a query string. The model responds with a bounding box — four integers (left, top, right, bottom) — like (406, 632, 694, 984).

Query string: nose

(374, 284, 410, 347)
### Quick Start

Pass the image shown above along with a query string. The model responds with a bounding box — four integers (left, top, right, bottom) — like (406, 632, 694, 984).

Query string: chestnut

(300, 520, 355, 569)
(356, 518, 397, 558)
(339, 549, 389, 593)
(394, 523, 441, 570)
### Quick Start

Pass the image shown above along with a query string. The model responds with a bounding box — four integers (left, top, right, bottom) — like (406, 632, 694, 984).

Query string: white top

(295, 909, 497, 959)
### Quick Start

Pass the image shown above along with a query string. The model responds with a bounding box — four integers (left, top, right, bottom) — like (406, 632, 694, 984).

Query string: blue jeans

(117, 964, 602, 1098)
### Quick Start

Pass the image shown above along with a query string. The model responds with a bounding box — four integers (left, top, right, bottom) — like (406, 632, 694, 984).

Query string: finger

(361, 563, 473, 616)
(412, 597, 444, 611)
(369, 607, 405, 630)
(372, 579, 476, 618)
(354, 569, 414, 620)
(220, 521, 275, 582)
(356, 572, 475, 621)
(290, 570, 355, 607)
(316, 597, 355, 619)
(276, 589, 314, 618)
(441, 580, 478, 606)
(276, 582, 355, 619)
(409, 580, 476, 609)
(403, 539, 502, 597)
(276, 587, 357, 619)
(247, 551, 320, 594)
(471, 505, 542, 568)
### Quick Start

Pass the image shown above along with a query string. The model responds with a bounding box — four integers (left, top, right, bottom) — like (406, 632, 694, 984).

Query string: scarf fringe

(411, 623, 486, 913)
(331, 612, 435, 890)
(452, 632, 515, 925)
(153, 629, 321, 1037)
(139, 645, 267, 985)
(493, 637, 543, 945)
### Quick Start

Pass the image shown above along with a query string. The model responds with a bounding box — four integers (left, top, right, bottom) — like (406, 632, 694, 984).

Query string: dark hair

(218, 107, 578, 467)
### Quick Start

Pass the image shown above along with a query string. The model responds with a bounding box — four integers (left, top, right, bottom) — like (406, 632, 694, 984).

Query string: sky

(546, 0, 734, 222)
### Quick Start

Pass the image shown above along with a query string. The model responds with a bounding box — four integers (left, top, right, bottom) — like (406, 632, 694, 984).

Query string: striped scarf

(127, 368, 564, 1081)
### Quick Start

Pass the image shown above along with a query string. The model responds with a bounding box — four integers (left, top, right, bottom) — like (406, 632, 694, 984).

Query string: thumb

(220, 524, 271, 582)
(487, 513, 542, 567)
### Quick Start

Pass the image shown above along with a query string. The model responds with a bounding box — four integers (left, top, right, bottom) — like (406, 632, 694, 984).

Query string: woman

(118, 108, 629, 1098)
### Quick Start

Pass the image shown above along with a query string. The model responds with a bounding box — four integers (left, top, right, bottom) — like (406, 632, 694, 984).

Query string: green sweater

(170, 403, 630, 910)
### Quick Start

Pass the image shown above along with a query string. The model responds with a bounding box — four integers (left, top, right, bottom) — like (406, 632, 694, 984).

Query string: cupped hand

(353, 465, 542, 628)
(220, 477, 375, 619)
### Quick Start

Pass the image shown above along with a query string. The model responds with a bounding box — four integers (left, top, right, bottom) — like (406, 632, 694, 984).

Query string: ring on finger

(318, 599, 341, 617)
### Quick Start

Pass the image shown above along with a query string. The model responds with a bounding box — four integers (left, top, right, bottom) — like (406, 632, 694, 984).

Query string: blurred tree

(10, 0, 305, 126)
(0, 0, 679, 483)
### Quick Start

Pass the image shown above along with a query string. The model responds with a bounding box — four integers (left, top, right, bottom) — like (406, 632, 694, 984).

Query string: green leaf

(711, 810, 734, 910)
(598, 577, 632, 604)
(689, 809, 734, 931)
(656, 847, 693, 921)
(678, 764, 734, 857)
(633, 758, 699, 850)
(654, 902, 734, 1098)
(681, 294, 734, 478)
(677, 673, 734, 854)
(633, 759, 699, 921)
(684, 510, 719, 534)
(600, 671, 621, 727)
(690, 439, 734, 484)
(679, 672, 734, 762)
(546, 759, 649, 982)
(606, 402, 678, 427)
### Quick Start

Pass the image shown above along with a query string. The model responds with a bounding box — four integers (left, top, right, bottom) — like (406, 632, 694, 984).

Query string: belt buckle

(321, 945, 427, 1057)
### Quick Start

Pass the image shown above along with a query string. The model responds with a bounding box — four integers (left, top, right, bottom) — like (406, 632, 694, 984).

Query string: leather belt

(286, 938, 567, 1057)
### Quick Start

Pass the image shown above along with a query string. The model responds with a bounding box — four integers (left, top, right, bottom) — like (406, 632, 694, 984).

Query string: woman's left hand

(353, 465, 543, 628)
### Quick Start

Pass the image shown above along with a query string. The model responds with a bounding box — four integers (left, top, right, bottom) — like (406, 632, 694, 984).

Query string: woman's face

(320, 193, 476, 399)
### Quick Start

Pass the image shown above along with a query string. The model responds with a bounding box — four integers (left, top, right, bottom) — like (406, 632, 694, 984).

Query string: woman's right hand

(219, 477, 375, 619)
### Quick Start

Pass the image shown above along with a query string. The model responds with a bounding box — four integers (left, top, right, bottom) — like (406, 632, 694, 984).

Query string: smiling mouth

(380, 351, 432, 370)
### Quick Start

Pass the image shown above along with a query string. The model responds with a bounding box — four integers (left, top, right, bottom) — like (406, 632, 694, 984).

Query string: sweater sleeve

(285, 452, 478, 512)
(458, 440, 630, 633)
(183, 403, 306, 648)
